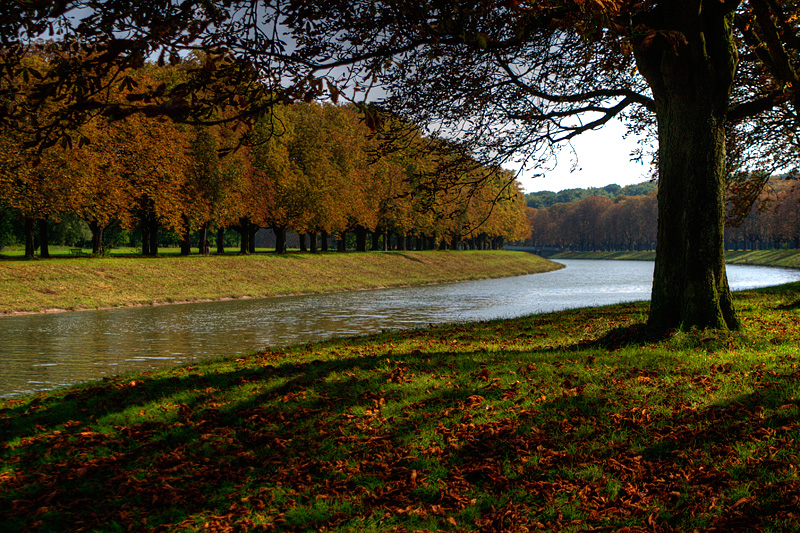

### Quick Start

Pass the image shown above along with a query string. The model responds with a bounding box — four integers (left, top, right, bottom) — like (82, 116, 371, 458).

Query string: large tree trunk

(635, 4, 739, 331)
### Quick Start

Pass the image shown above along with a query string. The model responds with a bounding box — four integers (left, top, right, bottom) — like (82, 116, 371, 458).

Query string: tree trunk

(310, 231, 318, 253)
(24, 216, 35, 259)
(217, 227, 226, 254)
(635, 4, 739, 331)
(355, 226, 367, 252)
(90, 220, 104, 256)
(274, 225, 287, 254)
(371, 228, 381, 251)
(199, 223, 210, 255)
(248, 225, 257, 254)
(142, 225, 151, 256)
(337, 233, 346, 252)
(237, 218, 250, 254)
(149, 220, 159, 257)
(299, 232, 307, 252)
(38, 218, 50, 258)
(321, 230, 329, 252)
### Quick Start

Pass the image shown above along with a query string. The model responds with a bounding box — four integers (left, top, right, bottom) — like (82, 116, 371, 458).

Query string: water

(2, 260, 798, 398)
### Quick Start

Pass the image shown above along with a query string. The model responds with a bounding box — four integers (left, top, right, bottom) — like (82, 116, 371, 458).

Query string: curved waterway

(2, 259, 799, 398)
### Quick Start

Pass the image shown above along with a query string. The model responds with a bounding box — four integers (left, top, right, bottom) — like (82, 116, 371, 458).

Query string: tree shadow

(2, 321, 799, 531)
(776, 299, 800, 311)
(572, 323, 672, 351)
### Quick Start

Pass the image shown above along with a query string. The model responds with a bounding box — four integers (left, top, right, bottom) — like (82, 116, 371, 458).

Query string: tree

(273, 0, 800, 330)
(5, 2, 800, 330)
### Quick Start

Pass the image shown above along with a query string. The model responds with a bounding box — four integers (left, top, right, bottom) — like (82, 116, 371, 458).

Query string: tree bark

(180, 215, 191, 256)
(635, 4, 739, 330)
(321, 230, 329, 252)
(149, 219, 159, 257)
(371, 228, 381, 251)
(310, 231, 318, 253)
(274, 225, 287, 254)
(248, 225, 257, 253)
(142, 225, 151, 256)
(216, 227, 226, 254)
(38, 218, 50, 258)
(89, 220, 104, 256)
(355, 225, 367, 252)
(199, 223, 210, 255)
(24, 216, 35, 259)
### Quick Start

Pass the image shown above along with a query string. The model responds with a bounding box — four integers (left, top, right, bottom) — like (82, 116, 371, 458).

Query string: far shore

(0, 250, 562, 315)
(549, 248, 800, 269)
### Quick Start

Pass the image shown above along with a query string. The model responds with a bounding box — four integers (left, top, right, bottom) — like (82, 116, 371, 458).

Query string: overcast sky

(514, 119, 656, 194)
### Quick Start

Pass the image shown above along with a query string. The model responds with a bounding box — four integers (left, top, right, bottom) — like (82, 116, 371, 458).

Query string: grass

(0, 250, 561, 314)
(550, 248, 800, 268)
(3, 282, 800, 531)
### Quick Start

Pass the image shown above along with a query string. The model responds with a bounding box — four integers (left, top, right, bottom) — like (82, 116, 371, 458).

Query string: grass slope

(2, 283, 800, 531)
(0, 251, 560, 315)
(550, 248, 800, 268)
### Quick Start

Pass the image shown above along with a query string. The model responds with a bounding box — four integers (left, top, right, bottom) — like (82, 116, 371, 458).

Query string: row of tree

(523, 177, 800, 252)
(726, 178, 800, 250)
(0, 60, 531, 258)
(524, 182, 658, 209)
(524, 192, 659, 252)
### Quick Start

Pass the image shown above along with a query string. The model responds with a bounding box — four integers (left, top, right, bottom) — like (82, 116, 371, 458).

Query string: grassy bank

(550, 248, 800, 268)
(2, 282, 800, 531)
(0, 250, 561, 315)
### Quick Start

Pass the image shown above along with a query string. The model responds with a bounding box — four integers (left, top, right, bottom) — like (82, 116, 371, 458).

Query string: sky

(513, 119, 656, 194)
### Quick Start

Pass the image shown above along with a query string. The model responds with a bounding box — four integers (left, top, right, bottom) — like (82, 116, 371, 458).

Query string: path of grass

(3, 283, 800, 531)
(0, 250, 560, 315)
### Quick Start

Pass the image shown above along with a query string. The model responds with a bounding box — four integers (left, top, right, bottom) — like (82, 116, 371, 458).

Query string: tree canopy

(3, 1, 800, 330)
(0, 59, 531, 257)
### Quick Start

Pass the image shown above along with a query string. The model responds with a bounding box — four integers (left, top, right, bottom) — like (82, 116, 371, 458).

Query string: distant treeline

(524, 182, 657, 209)
(524, 189, 658, 251)
(522, 178, 800, 252)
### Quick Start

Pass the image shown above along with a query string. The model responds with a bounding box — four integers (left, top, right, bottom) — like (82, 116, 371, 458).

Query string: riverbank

(550, 248, 800, 268)
(0, 251, 561, 315)
(3, 281, 800, 531)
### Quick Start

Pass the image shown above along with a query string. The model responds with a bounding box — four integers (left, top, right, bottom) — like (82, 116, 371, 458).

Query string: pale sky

(514, 119, 656, 193)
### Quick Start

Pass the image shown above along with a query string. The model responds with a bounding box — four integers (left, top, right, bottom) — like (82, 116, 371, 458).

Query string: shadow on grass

(2, 316, 800, 531)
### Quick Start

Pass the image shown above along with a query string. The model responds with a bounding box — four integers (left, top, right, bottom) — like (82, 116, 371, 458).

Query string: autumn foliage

(0, 60, 530, 257)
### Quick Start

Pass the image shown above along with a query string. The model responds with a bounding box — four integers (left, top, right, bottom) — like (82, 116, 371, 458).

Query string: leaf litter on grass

(3, 286, 800, 531)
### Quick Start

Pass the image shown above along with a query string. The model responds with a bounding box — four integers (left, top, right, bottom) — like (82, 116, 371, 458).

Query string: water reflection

(2, 260, 798, 398)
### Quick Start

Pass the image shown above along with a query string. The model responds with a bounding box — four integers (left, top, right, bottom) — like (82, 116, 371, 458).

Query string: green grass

(550, 248, 800, 268)
(0, 250, 561, 314)
(3, 282, 800, 531)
